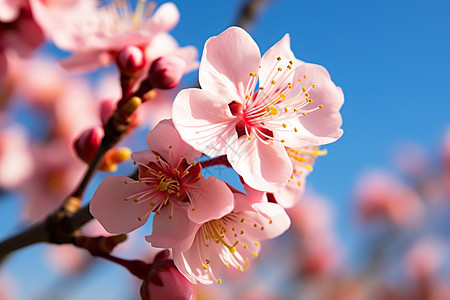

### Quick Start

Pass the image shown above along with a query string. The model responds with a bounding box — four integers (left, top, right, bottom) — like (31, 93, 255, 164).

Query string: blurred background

(1, 0, 449, 299)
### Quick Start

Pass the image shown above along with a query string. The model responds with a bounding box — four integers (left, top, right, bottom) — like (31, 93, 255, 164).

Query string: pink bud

(148, 56, 186, 89)
(74, 126, 104, 163)
(140, 256, 194, 300)
(116, 46, 146, 76)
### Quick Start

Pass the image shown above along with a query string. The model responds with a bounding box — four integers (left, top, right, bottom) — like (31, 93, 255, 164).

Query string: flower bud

(148, 56, 186, 89)
(140, 254, 195, 300)
(74, 126, 104, 163)
(116, 46, 146, 76)
(99, 147, 131, 172)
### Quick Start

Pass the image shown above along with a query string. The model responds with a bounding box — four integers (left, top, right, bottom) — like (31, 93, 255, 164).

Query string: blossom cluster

(0, 0, 344, 294)
(90, 26, 344, 284)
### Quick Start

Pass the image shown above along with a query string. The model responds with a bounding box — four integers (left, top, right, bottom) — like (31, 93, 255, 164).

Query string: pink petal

(272, 181, 306, 208)
(199, 26, 261, 100)
(0, 0, 21, 22)
(0, 52, 6, 84)
(172, 88, 238, 157)
(145, 204, 197, 248)
(59, 52, 106, 72)
(228, 137, 292, 192)
(145, 119, 201, 164)
(286, 63, 344, 146)
(90, 176, 151, 234)
(259, 34, 297, 84)
(144, 2, 180, 35)
(240, 203, 291, 240)
(130, 149, 157, 166)
(186, 176, 234, 223)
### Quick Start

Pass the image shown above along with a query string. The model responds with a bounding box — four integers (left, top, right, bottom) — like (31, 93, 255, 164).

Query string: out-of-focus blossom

(44, 0, 197, 75)
(0, 0, 44, 81)
(405, 238, 443, 282)
(0, 271, 17, 300)
(173, 26, 343, 192)
(140, 250, 195, 300)
(22, 139, 86, 222)
(442, 127, 450, 197)
(0, 125, 33, 189)
(90, 119, 234, 248)
(272, 147, 326, 208)
(354, 171, 423, 226)
(173, 192, 290, 284)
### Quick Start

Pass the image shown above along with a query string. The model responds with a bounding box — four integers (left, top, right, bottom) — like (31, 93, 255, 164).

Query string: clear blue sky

(1, 0, 449, 299)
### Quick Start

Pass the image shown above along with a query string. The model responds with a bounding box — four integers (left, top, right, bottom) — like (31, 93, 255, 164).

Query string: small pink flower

(172, 192, 290, 284)
(42, 0, 198, 74)
(272, 147, 326, 208)
(90, 119, 234, 248)
(173, 27, 343, 192)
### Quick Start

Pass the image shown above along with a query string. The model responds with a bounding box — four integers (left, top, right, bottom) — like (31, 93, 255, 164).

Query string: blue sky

(1, 0, 449, 299)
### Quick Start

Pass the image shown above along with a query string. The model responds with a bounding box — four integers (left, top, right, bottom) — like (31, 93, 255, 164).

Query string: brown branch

(234, 0, 273, 30)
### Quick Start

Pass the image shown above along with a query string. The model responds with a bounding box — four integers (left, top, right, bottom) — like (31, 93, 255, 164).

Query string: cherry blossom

(272, 146, 326, 208)
(90, 119, 234, 248)
(173, 26, 343, 192)
(172, 191, 290, 284)
(41, 0, 198, 73)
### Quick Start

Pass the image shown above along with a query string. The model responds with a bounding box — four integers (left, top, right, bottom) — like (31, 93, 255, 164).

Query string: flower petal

(281, 63, 344, 147)
(145, 203, 197, 248)
(199, 26, 261, 100)
(240, 202, 291, 240)
(145, 119, 201, 164)
(228, 137, 292, 192)
(90, 176, 152, 234)
(172, 88, 238, 157)
(259, 33, 297, 85)
(187, 176, 234, 223)
(144, 2, 180, 35)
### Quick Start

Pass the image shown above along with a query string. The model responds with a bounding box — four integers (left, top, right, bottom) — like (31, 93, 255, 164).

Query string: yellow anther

(259, 86, 264, 90)
(298, 79, 302, 82)
(124, 181, 128, 184)
(281, 139, 286, 143)
(203, 265, 208, 270)
(169, 215, 173, 219)
(318, 104, 324, 109)
(247, 135, 251, 140)
(249, 72, 257, 77)
(133, 161, 137, 165)
(245, 94, 250, 100)
(271, 80, 276, 85)
(124, 198, 128, 201)
(312, 84, 316, 88)
(269, 220, 273, 224)
(176, 192, 181, 197)
(294, 127, 298, 132)
(280, 93, 286, 99)
(218, 279, 222, 284)
(225, 264, 229, 268)
(277, 56, 282, 61)
(288, 83, 292, 89)
(244, 245, 247, 249)
(297, 181, 301, 186)
(137, 217, 142, 221)
(284, 108, 289, 113)
(289, 60, 293, 65)
(253, 252, 258, 258)
(254, 224, 257, 227)
(206, 259, 211, 264)
(155, 210, 161, 215)
(282, 123, 287, 128)
(303, 75, 307, 79)
(305, 93, 309, 97)
(241, 218, 245, 223)
(290, 175, 294, 179)
(261, 226, 264, 231)
(269, 106, 278, 115)
(307, 98, 313, 103)
(150, 201, 155, 206)
(255, 242, 260, 246)
(133, 198, 138, 203)
(302, 87, 307, 92)
(158, 181, 168, 191)
(302, 112, 307, 116)
(278, 67, 282, 71)
(287, 65, 292, 69)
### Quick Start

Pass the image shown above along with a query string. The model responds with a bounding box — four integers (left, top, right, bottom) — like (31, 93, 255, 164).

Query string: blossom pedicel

(173, 26, 344, 192)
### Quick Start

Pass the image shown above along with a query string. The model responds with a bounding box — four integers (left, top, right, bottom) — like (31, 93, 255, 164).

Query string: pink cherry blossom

(173, 26, 343, 192)
(0, 125, 34, 190)
(172, 192, 291, 285)
(41, 0, 198, 73)
(354, 170, 424, 227)
(272, 146, 326, 208)
(90, 119, 234, 249)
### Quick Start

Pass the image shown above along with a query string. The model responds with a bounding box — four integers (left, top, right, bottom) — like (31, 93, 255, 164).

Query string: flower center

(236, 56, 325, 145)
